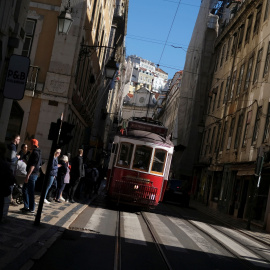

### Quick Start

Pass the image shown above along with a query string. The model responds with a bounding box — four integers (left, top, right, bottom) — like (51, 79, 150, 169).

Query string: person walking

(55, 155, 69, 203)
(0, 142, 16, 222)
(68, 149, 84, 203)
(44, 149, 61, 204)
(21, 139, 42, 214)
(6, 134, 20, 206)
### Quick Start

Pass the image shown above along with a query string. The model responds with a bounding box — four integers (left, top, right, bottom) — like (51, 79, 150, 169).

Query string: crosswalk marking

(146, 213, 186, 251)
(169, 216, 225, 257)
(122, 212, 147, 245)
(192, 221, 270, 268)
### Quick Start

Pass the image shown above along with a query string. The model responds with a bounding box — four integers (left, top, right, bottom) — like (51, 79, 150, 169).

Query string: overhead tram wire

(158, 0, 182, 66)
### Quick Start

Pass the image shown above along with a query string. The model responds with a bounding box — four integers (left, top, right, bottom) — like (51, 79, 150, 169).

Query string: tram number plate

(174, 191, 183, 195)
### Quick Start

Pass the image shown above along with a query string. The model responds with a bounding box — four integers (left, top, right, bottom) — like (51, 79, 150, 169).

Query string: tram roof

(119, 130, 174, 148)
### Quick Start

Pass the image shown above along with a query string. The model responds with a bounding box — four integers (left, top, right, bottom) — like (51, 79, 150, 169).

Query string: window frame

(244, 55, 254, 91)
(263, 42, 270, 77)
(150, 148, 167, 175)
(132, 145, 153, 172)
(253, 48, 263, 84)
(116, 142, 134, 168)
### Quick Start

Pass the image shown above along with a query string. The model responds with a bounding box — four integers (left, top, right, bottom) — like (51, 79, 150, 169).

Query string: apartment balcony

(26, 65, 40, 93)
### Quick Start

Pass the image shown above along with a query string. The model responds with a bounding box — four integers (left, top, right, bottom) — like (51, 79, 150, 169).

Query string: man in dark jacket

(68, 149, 84, 203)
(21, 139, 42, 214)
(6, 134, 20, 205)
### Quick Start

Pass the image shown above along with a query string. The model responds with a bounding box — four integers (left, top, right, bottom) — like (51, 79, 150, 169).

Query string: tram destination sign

(128, 121, 168, 137)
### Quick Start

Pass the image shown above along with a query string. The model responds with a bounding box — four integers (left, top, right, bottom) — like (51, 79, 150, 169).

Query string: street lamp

(105, 58, 118, 79)
(57, 0, 73, 34)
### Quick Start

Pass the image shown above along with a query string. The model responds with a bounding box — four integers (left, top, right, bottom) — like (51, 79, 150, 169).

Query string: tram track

(161, 204, 270, 270)
(114, 210, 173, 270)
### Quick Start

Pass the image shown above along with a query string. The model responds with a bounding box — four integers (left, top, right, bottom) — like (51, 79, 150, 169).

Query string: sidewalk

(190, 200, 270, 246)
(0, 195, 93, 270)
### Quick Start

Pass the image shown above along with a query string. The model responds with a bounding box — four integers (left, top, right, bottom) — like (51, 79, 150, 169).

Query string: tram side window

(151, 149, 167, 174)
(133, 145, 152, 171)
(117, 143, 134, 167)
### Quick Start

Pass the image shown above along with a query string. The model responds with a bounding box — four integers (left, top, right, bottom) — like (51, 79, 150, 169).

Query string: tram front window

(117, 143, 134, 167)
(151, 149, 167, 174)
(133, 145, 152, 171)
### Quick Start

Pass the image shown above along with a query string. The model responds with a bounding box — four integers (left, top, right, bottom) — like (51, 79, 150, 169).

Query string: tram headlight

(134, 185, 139, 190)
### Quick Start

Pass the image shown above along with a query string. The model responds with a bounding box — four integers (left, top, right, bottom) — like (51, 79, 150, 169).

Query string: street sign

(3, 54, 30, 100)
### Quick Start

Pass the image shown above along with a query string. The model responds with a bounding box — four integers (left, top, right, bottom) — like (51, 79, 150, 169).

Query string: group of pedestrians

(1, 134, 104, 220)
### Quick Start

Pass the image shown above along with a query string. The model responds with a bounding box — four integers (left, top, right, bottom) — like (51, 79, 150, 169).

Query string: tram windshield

(117, 143, 134, 167)
(132, 145, 152, 171)
(151, 149, 167, 174)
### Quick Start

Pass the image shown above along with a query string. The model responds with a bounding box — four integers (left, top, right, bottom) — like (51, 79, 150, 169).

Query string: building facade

(0, 0, 127, 163)
(198, 0, 270, 230)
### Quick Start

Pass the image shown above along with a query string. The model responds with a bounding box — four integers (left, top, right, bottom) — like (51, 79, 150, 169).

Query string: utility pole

(246, 146, 264, 230)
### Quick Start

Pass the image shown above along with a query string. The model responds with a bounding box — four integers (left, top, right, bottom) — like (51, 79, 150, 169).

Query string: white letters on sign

(3, 54, 30, 100)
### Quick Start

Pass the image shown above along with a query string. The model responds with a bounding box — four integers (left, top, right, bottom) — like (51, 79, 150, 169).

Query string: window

(253, 5, 262, 36)
(151, 149, 167, 174)
(252, 107, 262, 144)
(22, 19, 36, 57)
(117, 143, 134, 167)
(265, 0, 270, 21)
(244, 56, 254, 91)
(132, 145, 152, 171)
(236, 64, 245, 95)
(214, 49, 220, 72)
(227, 118, 235, 150)
(218, 82, 224, 108)
(245, 15, 253, 44)
(215, 124, 221, 153)
(242, 110, 252, 147)
(264, 42, 270, 77)
(91, 0, 97, 23)
(238, 24, 245, 49)
(204, 129, 211, 155)
(263, 103, 270, 142)
(230, 70, 237, 100)
(223, 76, 230, 104)
(212, 91, 217, 112)
(231, 33, 238, 56)
(220, 44, 226, 67)
(220, 121, 228, 151)
(253, 48, 263, 83)
(209, 126, 216, 153)
(226, 37, 232, 61)
(234, 114, 243, 149)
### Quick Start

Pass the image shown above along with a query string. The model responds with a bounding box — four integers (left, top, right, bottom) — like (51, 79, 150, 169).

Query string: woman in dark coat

(55, 155, 68, 203)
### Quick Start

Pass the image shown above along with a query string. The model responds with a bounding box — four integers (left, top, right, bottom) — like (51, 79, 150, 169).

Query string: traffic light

(48, 119, 61, 140)
(58, 121, 75, 147)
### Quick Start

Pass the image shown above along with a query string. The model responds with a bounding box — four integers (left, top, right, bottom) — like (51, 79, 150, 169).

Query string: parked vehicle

(163, 179, 190, 207)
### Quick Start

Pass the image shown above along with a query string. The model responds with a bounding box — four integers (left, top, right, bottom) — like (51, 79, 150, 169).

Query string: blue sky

(126, 0, 201, 79)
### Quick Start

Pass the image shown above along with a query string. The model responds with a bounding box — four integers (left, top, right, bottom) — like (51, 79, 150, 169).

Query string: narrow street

(29, 194, 270, 270)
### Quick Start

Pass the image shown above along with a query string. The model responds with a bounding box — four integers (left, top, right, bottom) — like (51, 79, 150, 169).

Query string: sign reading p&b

(3, 54, 30, 100)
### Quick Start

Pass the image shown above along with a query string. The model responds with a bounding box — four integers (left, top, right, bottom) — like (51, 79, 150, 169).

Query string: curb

(18, 202, 89, 270)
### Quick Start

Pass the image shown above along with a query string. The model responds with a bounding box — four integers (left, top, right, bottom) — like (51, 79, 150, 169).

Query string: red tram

(106, 117, 174, 208)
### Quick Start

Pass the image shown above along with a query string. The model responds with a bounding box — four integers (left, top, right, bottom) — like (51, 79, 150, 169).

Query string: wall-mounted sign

(3, 54, 30, 100)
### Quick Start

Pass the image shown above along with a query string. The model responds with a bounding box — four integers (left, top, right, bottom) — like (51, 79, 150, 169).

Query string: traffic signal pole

(34, 118, 62, 225)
